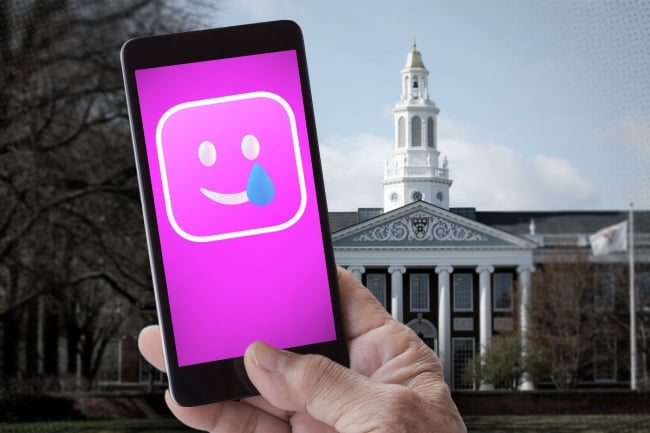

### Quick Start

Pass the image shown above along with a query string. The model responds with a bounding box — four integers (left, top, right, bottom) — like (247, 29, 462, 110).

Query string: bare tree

(0, 0, 214, 388)
(528, 254, 629, 389)
(611, 267, 650, 390)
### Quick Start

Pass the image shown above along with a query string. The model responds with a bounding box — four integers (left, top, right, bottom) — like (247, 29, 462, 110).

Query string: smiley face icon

(198, 134, 275, 207)
(156, 91, 307, 243)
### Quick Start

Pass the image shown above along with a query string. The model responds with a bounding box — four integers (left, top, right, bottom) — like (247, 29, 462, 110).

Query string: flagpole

(629, 202, 637, 391)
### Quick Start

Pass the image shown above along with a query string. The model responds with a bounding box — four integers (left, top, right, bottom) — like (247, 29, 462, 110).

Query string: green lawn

(1, 415, 650, 432)
(0, 419, 191, 433)
(464, 414, 650, 432)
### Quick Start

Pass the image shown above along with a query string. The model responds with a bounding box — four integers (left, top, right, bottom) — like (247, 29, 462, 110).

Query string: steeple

(400, 41, 429, 103)
(383, 43, 452, 212)
(405, 41, 425, 69)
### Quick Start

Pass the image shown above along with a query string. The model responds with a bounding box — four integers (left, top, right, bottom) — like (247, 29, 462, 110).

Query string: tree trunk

(1, 310, 18, 381)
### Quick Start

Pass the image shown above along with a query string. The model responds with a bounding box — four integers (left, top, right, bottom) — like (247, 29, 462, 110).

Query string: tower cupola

(405, 42, 425, 69)
(383, 43, 452, 212)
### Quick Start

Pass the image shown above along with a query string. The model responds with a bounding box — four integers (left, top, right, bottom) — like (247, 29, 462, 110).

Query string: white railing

(385, 166, 449, 179)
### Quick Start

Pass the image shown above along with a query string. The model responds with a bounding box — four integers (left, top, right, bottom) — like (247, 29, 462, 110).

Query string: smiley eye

(241, 134, 260, 160)
(198, 140, 217, 167)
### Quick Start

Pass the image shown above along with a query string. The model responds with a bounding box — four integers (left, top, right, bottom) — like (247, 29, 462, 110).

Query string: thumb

(244, 341, 387, 431)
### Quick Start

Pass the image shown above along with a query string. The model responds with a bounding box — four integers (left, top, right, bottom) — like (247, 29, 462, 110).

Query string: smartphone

(120, 20, 348, 406)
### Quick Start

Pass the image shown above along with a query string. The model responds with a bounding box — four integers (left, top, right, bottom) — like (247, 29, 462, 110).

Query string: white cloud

(320, 133, 390, 211)
(319, 119, 601, 212)
(439, 118, 600, 210)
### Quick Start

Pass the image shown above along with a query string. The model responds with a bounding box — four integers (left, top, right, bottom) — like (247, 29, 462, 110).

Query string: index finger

(336, 267, 392, 340)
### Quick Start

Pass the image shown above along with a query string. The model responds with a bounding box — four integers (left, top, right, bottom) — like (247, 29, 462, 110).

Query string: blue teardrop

(246, 163, 275, 206)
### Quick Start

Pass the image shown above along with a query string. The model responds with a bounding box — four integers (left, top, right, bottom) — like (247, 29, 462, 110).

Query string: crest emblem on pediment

(411, 217, 429, 240)
(352, 211, 488, 243)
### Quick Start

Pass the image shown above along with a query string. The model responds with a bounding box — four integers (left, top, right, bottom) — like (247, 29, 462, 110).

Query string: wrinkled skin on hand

(139, 267, 467, 433)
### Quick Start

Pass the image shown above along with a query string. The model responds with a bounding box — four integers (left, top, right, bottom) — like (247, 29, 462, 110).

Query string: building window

(593, 338, 617, 382)
(411, 115, 422, 147)
(407, 318, 438, 352)
(357, 207, 383, 223)
(398, 117, 406, 148)
(637, 272, 650, 311)
(366, 274, 387, 308)
(410, 273, 430, 312)
(493, 273, 513, 311)
(595, 272, 616, 312)
(453, 273, 473, 312)
(453, 338, 476, 390)
(97, 339, 120, 382)
(427, 117, 434, 148)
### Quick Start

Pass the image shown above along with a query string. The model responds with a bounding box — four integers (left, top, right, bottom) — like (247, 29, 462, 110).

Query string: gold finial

(413, 38, 417, 51)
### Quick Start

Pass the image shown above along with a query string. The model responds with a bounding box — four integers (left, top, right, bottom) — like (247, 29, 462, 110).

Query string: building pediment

(333, 202, 536, 249)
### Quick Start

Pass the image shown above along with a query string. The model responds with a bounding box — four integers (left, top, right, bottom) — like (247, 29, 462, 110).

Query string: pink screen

(135, 50, 336, 367)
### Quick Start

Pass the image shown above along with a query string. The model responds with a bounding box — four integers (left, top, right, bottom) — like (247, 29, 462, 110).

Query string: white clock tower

(383, 43, 452, 212)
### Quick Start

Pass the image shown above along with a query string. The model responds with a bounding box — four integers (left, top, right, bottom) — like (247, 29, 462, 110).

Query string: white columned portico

(388, 266, 406, 322)
(477, 265, 495, 390)
(435, 265, 453, 385)
(347, 265, 366, 282)
(517, 265, 535, 390)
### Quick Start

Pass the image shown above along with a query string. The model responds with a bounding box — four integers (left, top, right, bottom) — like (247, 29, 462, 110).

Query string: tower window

(427, 117, 435, 147)
(411, 116, 422, 147)
(411, 190, 423, 201)
(412, 77, 419, 99)
(398, 117, 406, 148)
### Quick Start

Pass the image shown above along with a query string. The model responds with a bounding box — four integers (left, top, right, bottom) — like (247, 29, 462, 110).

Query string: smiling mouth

(200, 188, 249, 205)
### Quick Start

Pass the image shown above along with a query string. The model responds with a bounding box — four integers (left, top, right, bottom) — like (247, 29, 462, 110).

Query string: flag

(589, 221, 628, 256)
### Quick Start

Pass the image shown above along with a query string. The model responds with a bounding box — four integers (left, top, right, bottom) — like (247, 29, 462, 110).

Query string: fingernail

(250, 341, 287, 373)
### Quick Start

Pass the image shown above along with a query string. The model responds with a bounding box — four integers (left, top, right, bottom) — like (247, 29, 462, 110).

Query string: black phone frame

(121, 20, 349, 406)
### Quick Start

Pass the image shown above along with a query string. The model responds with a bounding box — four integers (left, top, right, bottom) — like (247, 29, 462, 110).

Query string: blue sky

(213, 0, 650, 211)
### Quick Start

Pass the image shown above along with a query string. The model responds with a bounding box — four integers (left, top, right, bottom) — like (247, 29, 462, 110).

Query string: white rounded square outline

(155, 91, 308, 242)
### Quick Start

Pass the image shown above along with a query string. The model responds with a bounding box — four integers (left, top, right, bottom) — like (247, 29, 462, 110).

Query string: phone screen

(133, 49, 337, 367)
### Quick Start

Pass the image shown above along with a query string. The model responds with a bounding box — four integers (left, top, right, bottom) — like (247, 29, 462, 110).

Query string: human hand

(138, 267, 467, 432)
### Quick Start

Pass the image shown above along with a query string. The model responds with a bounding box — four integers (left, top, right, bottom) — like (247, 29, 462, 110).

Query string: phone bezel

(120, 20, 348, 406)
